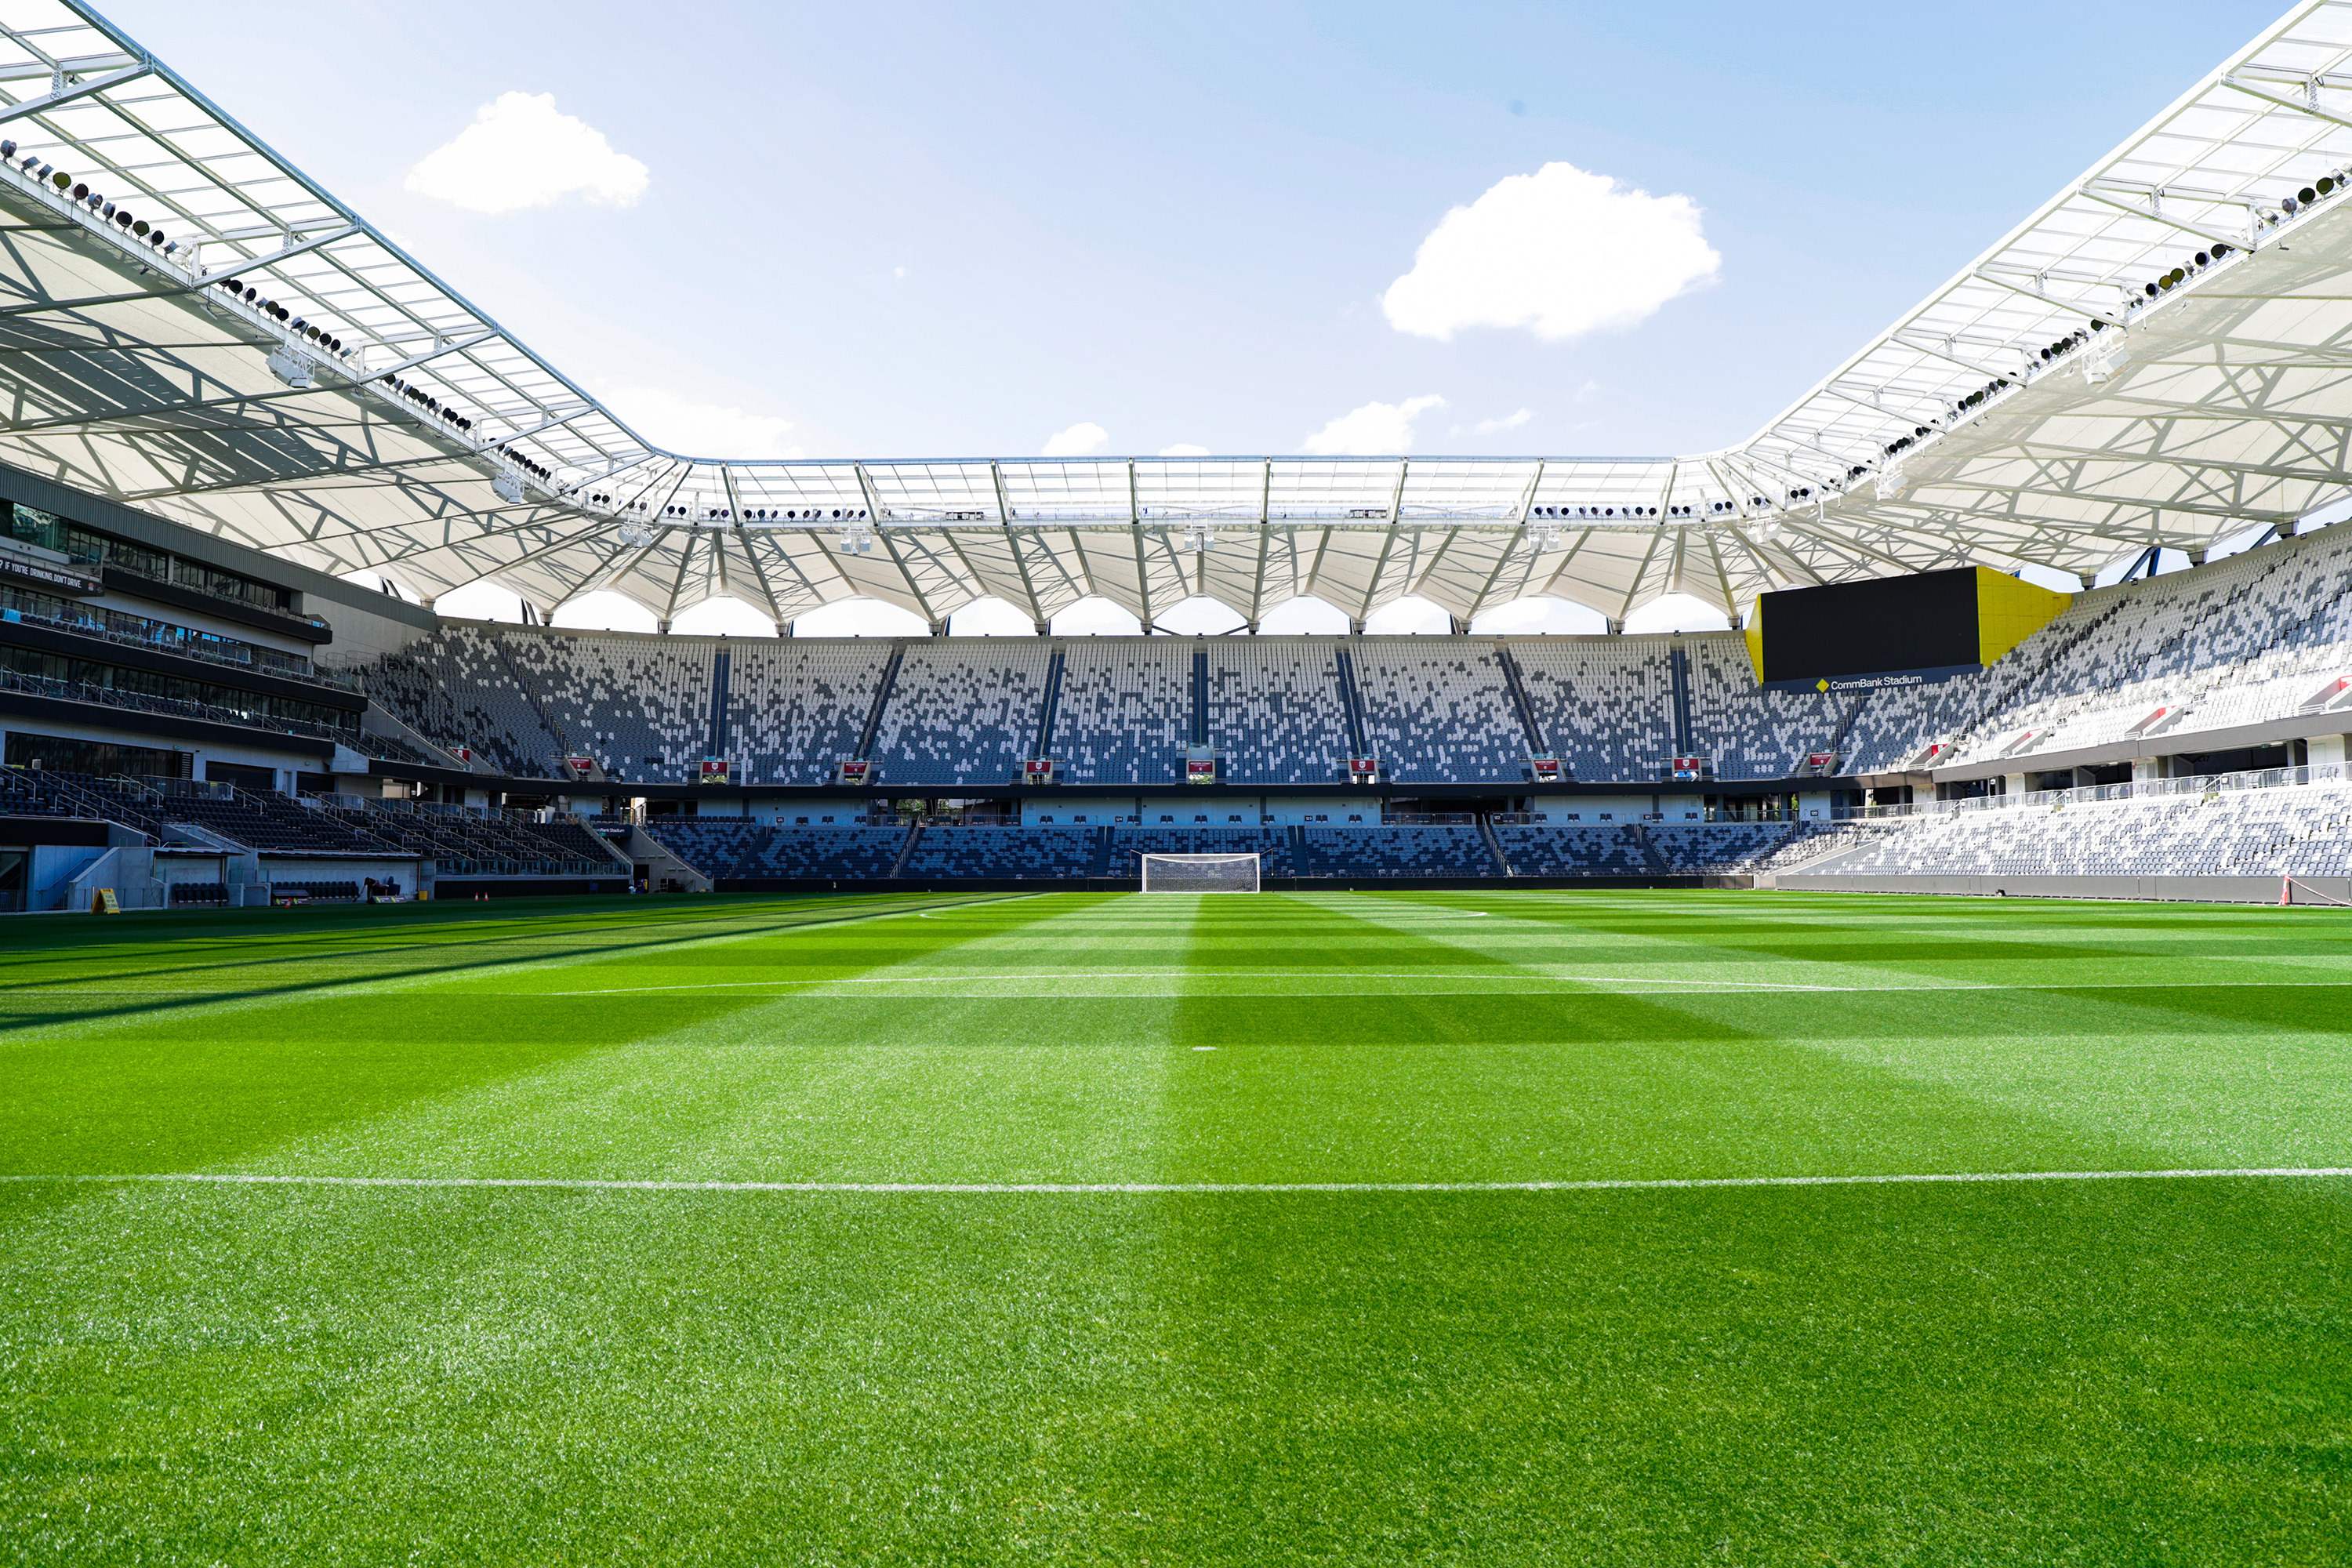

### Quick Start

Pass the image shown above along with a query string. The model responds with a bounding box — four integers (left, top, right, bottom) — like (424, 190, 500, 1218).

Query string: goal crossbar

(1139, 852, 1261, 893)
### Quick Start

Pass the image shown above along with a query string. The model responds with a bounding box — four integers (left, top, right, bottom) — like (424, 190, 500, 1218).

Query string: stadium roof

(1, 2, 2351, 632)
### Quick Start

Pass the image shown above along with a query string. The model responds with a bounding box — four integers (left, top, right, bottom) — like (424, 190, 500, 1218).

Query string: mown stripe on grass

(6, 1167, 2352, 1194)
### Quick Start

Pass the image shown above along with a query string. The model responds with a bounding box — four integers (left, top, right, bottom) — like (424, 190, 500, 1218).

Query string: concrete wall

(1526, 794, 1680, 822)
(1256, 795, 1381, 825)
(261, 857, 421, 888)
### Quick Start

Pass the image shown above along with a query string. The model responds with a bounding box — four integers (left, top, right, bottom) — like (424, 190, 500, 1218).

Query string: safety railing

(0, 585, 352, 688)
(1831, 763, 2349, 821)
(0, 666, 357, 742)
(431, 858, 613, 877)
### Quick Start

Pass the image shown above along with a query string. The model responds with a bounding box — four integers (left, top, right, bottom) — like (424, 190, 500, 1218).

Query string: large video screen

(1758, 567, 1978, 684)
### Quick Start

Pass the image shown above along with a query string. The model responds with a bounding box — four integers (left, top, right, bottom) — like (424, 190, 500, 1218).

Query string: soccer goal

(1139, 853, 1261, 893)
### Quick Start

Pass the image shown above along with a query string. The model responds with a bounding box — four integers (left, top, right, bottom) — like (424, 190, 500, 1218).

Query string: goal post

(1139, 852, 1261, 893)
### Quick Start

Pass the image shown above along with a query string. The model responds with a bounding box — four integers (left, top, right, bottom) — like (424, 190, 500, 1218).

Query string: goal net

(1139, 853, 1261, 893)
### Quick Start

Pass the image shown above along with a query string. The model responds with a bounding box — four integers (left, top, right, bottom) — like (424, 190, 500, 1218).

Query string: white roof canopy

(0, 0, 2350, 629)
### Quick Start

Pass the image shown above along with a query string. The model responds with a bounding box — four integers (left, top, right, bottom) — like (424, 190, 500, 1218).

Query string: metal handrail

(0, 587, 353, 690)
(1831, 763, 2349, 820)
(0, 665, 355, 742)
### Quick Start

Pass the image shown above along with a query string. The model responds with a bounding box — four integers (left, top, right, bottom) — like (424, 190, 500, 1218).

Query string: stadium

(5, 0, 2352, 1560)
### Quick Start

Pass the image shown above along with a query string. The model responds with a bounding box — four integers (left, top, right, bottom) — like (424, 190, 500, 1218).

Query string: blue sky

(103, 0, 2289, 633)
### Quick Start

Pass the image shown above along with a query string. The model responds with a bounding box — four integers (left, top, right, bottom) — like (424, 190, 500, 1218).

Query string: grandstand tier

(331, 521, 2352, 807)
(19, 504, 2352, 908)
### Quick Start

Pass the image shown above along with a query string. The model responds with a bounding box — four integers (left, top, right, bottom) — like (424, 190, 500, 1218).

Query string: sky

(101, 0, 2291, 635)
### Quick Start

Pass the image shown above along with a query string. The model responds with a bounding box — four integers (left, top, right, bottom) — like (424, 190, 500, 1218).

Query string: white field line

(14, 976, 2352, 1000)
(516, 972, 1861, 996)
(4, 1168, 2350, 1196)
(455, 973, 2352, 997)
(0, 893, 1043, 1011)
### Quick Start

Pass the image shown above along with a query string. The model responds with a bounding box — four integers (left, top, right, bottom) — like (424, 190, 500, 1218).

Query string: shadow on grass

(0, 891, 1081, 1184)
(0, 891, 1047, 1034)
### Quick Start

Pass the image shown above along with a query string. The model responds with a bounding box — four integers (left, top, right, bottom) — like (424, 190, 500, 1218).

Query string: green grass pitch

(3, 887, 2350, 1564)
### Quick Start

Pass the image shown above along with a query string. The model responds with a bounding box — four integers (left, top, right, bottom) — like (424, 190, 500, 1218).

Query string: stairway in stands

(1494, 646, 1550, 769)
(855, 642, 907, 764)
(1479, 816, 1513, 875)
(1628, 822, 1671, 874)
(888, 819, 923, 877)
(1330, 648, 1370, 763)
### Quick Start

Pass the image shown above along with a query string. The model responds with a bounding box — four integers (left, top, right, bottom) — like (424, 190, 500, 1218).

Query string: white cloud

(1363, 595, 1452, 635)
(406, 92, 648, 216)
(948, 597, 1038, 636)
(596, 384, 801, 458)
(429, 579, 523, 622)
(792, 598, 929, 637)
(671, 595, 779, 637)
(1158, 443, 1211, 457)
(1301, 394, 1445, 456)
(1258, 595, 1348, 634)
(1470, 594, 1606, 635)
(1050, 596, 1144, 636)
(1043, 421, 1109, 457)
(1381, 162, 1719, 342)
(550, 590, 658, 633)
(1156, 596, 1247, 635)
(1622, 592, 1732, 635)
(1474, 408, 1534, 435)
